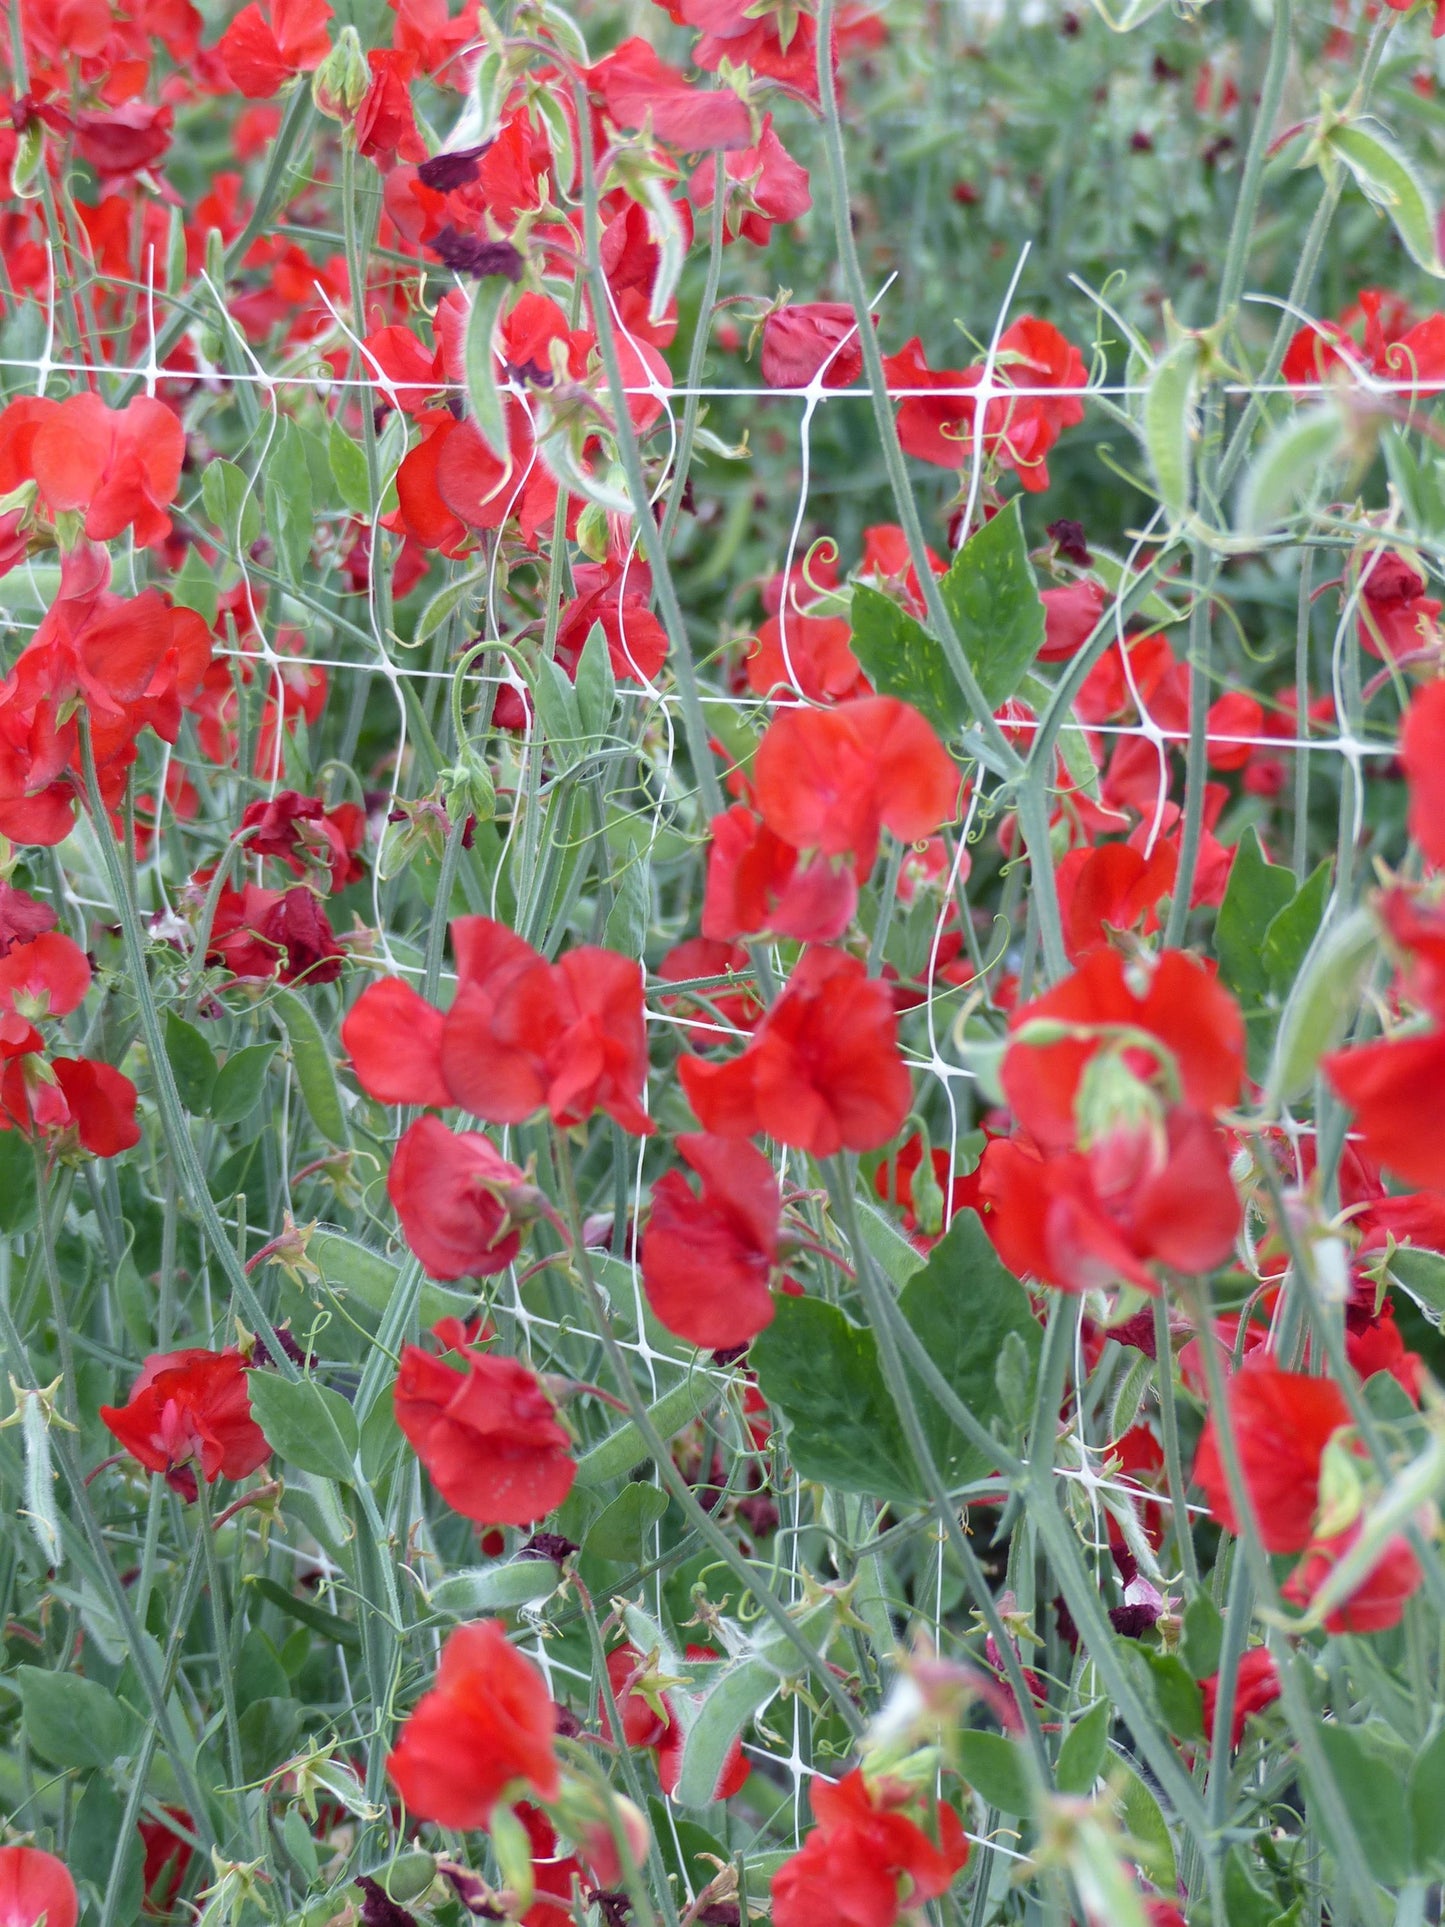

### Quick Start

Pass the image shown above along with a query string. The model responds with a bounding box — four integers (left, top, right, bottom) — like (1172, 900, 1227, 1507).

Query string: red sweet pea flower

(342, 975, 450, 1106)
(687, 116, 811, 245)
(394, 1333, 576, 1525)
(588, 37, 753, 150)
(1324, 1029, 1445, 1190)
(554, 556, 669, 689)
(387, 1619, 561, 1829)
(443, 927, 653, 1133)
(49, 1056, 142, 1156)
(0, 1846, 78, 1927)
(206, 882, 345, 986)
(0, 929, 89, 1053)
(1039, 578, 1107, 661)
(1054, 840, 1177, 962)
(1199, 1647, 1280, 1750)
(237, 790, 366, 891)
(516, 1804, 585, 1927)
(139, 1809, 194, 1918)
(980, 1101, 1240, 1294)
(747, 607, 867, 703)
(1192, 1362, 1351, 1555)
(219, 0, 333, 96)
(0, 879, 54, 957)
(983, 317, 1088, 493)
(754, 696, 959, 871)
(1401, 678, 1445, 870)
(1001, 948, 1245, 1153)
(771, 1770, 969, 1927)
(28, 395, 185, 546)
(387, 1116, 533, 1281)
(642, 1133, 780, 1348)
(1357, 552, 1441, 665)
(680, 946, 912, 1156)
(880, 337, 979, 467)
(356, 48, 427, 164)
(761, 304, 866, 389)
(702, 802, 860, 944)
(1282, 1522, 1424, 1634)
(882, 320, 1085, 491)
(100, 1348, 270, 1502)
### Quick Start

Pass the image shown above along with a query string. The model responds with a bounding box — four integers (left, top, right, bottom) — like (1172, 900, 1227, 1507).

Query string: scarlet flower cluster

(394, 1321, 576, 1527)
(100, 1346, 270, 1502)
(0, 929, 140, 1157)
(770, 1770, 969, 1927)
(979, 949, 1244, 1293)
(1193, 1361, 1424, 1633)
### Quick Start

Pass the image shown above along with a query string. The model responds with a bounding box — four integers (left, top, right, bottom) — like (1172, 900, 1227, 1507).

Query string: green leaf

(1408, 1723, 1445, 1873)
(246, 1574, 360, 1649)
(1181, 1593, 1225, 1681)
(328, 420, 371, 517)
(603, 855, 650, 958)
(201, 457, 261, 551)
(430, 1562, 562, 1616)
(1311, 1721, 1412, 1885)
(246, 1371, 358, 1482)
(750, 1295, 917, 1499)
(1056, 1700, 1111, 1794)
(855, 1196, 928, 1287)
(464, 272, 515, 461)
(1237, 404, 1348, 535)
(163, 1008, 218, 1114)
(210, 1041, 278, 1126)
(1116, 1763, 1176, 1889)
(937, 497, 1047, 710)
(532, 655, 583, 769)
(17, 1665, 130, 1768)
(1215, 828, 1296, 1000)
(0, 1128, 38, 1234)
(238, 1695, 302, 1783)
(1328, 120, 1445, 277)
(752, 1212, 1037, 1501)
(272, 987, 350, 1145)
(850, 502, 1044, 729)
(1130, 1645, 1204, 1741)
(1222, 1847, 1282, 1927)
(171, 542, 220, 628)
(267, 415, 314, 583)
(282, 1806, 320, 1882)
(360, 1382, 404, 1482)
(1389, 1245, 1445, 1326)
(575, 618, 617, 742)
(414, 565, 485, 647)
(899, 1210, 1042, 1487)
(574, 1374, 724, 1488)
(236, 1625, 290, 1704)
(1142, 333, 1203, 523)
(957, 1729, 1033, 1814)
(849, 585, 962, 738)
(588, 1481, 669, 1562)
(1262, 859, 1332, 999)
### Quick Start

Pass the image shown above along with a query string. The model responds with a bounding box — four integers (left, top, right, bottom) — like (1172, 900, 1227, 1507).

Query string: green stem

(1151, 1298, 1200, 1589)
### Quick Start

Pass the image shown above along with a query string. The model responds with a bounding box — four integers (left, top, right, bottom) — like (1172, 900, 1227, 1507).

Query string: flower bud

(312, 25, 370, 123)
